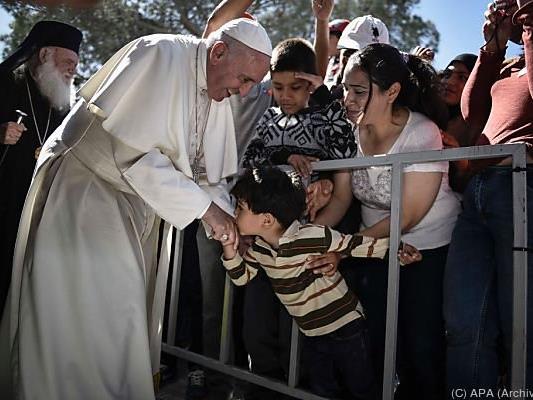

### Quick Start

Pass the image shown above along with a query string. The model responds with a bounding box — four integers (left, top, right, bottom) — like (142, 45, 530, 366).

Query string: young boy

(220, 167, 388, 399)
(241, 38, 356, 178)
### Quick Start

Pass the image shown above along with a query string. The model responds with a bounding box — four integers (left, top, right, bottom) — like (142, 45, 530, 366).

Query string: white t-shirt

(351, 111, 461, 250)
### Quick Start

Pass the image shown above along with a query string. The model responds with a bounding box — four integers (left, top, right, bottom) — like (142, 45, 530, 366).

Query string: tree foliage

(1, 0, 439, 78)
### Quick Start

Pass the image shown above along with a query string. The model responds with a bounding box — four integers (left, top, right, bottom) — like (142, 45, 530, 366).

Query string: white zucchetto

(213, 18, 272, 57)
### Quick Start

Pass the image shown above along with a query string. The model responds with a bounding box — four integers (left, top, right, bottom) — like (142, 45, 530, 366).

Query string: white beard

(33, 60, 73, 111)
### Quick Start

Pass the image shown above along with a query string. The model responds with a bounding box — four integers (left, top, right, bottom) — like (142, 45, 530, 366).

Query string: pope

(0, 18, 271, 400)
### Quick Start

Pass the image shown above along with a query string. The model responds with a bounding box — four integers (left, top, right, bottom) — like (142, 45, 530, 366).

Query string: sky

(0, 0, 523, 70)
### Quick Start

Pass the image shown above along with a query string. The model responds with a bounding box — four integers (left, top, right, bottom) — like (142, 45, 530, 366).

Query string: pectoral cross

(192, 156, 200, 183)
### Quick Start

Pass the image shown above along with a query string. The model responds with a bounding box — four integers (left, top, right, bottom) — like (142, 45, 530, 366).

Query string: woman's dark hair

(230, 167, 306, 229)
(270, 38, 318, 75)
(345, 43, 448, 129)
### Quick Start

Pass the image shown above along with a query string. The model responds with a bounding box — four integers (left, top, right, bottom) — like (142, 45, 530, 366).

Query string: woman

(439, 53, 480, 192)
(440, 53, 479, 147)
(314, 43, 460, 399)
(444, 0, 533, 392)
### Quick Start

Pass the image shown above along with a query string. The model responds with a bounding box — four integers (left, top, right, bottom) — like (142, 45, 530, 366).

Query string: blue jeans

(444, 166, 533, 397)
(305, 318, 376, 399)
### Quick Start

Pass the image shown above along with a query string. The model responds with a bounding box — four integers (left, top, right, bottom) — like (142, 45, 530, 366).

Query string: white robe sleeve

(78, 35, 213, 229)
(122, 149, 211, 229)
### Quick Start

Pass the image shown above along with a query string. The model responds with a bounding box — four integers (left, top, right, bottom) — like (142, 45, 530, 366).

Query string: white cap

(337, 15, 389, 51)
(215, 18, 272, 57)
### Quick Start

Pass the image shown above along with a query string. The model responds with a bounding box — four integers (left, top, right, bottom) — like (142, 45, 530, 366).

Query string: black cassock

(0, 69, 67, 313)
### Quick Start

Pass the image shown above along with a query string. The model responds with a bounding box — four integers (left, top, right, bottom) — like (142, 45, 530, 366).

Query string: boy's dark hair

(231, 167, 306, 229)
(270, 38, 318, 75)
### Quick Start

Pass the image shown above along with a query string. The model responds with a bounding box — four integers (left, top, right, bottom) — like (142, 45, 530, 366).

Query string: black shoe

(186, 369, 208, 399)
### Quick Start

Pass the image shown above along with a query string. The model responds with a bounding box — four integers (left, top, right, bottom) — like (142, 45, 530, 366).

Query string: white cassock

(0, 34, 238, 400)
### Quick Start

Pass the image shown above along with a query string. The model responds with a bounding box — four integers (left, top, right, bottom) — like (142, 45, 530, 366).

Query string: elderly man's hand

(202, 202, 239, 249)
(0, 122, 26, 145)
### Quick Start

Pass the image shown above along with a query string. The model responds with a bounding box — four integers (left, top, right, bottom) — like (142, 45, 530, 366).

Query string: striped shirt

(222, 221, 389, 336)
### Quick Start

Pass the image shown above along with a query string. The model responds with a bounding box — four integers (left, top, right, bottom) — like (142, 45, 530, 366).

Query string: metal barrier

(162, 143, 529, 400)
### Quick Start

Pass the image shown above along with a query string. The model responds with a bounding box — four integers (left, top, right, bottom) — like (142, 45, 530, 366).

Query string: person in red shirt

(444, 0, 533, 394)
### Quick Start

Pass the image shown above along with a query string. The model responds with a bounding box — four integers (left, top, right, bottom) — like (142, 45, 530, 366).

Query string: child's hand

(238, 235, 254, 256)
(441, 131, 460, 149)
(220, 232, 239, 260)
(294, 72, 324, 93)
(222, 242, 238, 260)
(398, 242, 422, 266)
(288, 154, 319, 178)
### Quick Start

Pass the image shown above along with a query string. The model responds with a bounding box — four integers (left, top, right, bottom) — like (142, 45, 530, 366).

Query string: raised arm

(203, 0, 253, 38)
(313, 0, 334, 78)
(461, 2, 512, 128)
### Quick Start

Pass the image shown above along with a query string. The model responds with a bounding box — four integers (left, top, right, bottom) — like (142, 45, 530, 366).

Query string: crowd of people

(0, 0, 532, 399)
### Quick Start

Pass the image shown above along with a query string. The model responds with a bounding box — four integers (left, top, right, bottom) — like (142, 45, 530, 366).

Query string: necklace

(192, 43, 212, 183)
(26, 79, 51, 159)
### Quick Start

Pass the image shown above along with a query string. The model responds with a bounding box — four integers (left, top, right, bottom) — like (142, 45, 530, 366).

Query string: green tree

(1, 0, 439, 77)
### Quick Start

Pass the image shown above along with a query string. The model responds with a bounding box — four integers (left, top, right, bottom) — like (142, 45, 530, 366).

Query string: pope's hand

(0, 121, 26, 145)
(202, 202, 239, 250)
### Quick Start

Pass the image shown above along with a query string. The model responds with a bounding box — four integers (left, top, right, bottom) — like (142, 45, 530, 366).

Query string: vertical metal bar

(219, 274, 235, 364)
(166, 227, 184, 346)
(382, 162, 403, 400)
(511, 144, 528, 392)
(288, 320, 301, 387)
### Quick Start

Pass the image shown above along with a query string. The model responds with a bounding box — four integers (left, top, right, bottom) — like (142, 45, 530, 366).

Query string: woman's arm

(313, 170, 353, 226)
(359, 171, 442, 238)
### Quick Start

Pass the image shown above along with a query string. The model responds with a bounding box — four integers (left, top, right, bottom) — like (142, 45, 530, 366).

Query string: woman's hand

(306, 179, 334, 221)
(441, 131, 460, 149)
(398, 243, 423, 266)
(304, 252, 342, 276)
(288, 154, 319, 178)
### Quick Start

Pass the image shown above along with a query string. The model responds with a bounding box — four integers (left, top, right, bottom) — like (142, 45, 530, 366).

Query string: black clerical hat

(0, 21, 83, 72)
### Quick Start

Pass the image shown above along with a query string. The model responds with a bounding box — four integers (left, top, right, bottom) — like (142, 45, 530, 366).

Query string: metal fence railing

(162, 143, 529, 400)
